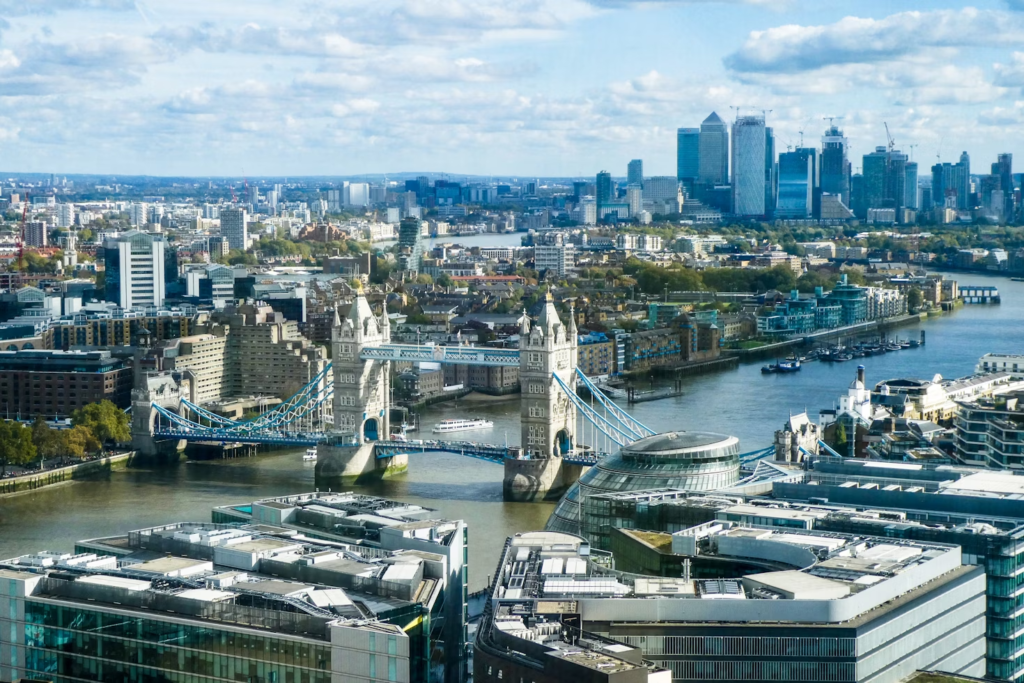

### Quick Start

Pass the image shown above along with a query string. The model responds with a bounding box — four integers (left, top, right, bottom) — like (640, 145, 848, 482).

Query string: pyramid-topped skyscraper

(699, 111, 730, 186)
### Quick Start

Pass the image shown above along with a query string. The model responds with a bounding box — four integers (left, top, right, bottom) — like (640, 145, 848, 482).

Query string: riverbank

(0, 452, 134, 497)
(723, 313, 928, 361)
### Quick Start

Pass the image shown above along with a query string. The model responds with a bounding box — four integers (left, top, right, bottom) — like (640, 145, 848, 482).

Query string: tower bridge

(135, 289, 767, 500)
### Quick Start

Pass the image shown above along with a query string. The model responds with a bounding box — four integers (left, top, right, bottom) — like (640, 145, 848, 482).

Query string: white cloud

(331, 98, 381, 117)
(726, 9, 1024, 73)
(0, 0, 135, 15)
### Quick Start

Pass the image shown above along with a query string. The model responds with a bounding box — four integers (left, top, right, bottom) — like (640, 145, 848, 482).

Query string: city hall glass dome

(545, 430, 741, 535)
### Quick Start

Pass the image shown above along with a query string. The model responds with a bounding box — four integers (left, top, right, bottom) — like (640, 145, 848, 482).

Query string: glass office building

(1, 567, 410, 683)
(546, 431, 740, 535)
(776, 149, 814, 219)
(1, 491, 470, 683)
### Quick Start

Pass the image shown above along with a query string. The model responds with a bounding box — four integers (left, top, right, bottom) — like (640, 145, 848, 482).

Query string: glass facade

(699, 113, 729, 186)
(677, 128, 700, 189)
(817, 516, 1024, 681)
(776, 150, 813, 219)
(546, 433, 740, 537)
(731, 117, 766, 217)
(21, 601, 332, 683)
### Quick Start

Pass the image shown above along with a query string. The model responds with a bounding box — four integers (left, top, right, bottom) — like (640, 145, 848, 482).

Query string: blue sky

(2, 0, 1024, 177)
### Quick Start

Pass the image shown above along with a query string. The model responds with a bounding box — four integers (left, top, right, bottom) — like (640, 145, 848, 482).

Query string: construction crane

(908, 144, 918, 161)
(823, 115, 846, 130)
(884, 122, 895, 154)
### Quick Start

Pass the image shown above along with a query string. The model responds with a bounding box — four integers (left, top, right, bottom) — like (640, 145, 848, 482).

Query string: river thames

(1, 269, 1021, 590)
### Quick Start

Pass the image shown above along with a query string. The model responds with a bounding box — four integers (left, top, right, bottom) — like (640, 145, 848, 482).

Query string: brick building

(0, 349, 132, 418)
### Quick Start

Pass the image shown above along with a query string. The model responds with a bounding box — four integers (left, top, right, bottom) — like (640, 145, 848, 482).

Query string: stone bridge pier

(131, 372, 189, 462)
(504, 295, 582, 502)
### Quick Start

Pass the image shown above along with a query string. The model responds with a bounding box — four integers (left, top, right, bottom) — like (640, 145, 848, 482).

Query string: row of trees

(620, 259, 869, 297)
(0, 400, 130, 475)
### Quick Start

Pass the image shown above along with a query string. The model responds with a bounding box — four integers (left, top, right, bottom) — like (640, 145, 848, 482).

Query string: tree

(833, 423, 848, 455)
(71, 400, 130, 445)
(907, 286, 924, 311)
(0, 420, 37, 474)
(31, 416, 60, 460)
(58, 425, 102, 458)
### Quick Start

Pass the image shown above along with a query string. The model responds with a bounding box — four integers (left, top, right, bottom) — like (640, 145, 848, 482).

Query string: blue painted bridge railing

(374, 440, 606, 466)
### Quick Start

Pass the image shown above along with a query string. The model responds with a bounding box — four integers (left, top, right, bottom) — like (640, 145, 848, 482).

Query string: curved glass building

(546, 430, 740, 536)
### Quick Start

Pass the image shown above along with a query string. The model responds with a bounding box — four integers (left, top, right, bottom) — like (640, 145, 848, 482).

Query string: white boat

(432, 418, 494, 434)
(303, 448, 317, 461)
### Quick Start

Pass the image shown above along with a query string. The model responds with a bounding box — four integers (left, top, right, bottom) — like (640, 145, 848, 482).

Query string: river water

(1, 271, 1020, 590)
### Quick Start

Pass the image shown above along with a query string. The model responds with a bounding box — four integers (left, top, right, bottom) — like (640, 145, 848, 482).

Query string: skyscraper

(626, 184, 643, 217)
(932, 159, 968, 211)
(821, 126, 851, 206)
(220, 207, 249, 252)
(862, 147, 907, 220)
(627, 159, 643, 187)
(850, 173, 866, 219)
(103, 230, 166, 308)
(959, 151, 971, 209)
(398, 217, 424, 275)
(997, 153, 1014, 220)
(676, 127, 700, 191)
(698, 112, 729, 186)
(596, 171, 613, 213)
(776, 149, 814, 219)
(905, 162, 919, 211)
(764, 126, 776, 219)
(731, 115, 766, 217)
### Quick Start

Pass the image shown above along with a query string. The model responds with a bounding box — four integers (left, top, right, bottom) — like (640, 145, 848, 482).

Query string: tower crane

(884, 122, 895, 154)
(823, 115, 846, 129)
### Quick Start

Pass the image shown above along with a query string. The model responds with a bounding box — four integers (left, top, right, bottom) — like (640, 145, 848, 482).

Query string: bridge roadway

(359, 344, 520, 367)
(151, 430, 605, 466)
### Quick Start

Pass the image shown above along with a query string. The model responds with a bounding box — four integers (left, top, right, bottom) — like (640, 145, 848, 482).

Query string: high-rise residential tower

(821, 126, 851, 206)
(698, 112, 729, 186)
(398, 217, 424, 275)
(932, 158, 969, 211)
(905, 162, 919, 211)
(862, 147, 907, 221)
(596, 171, 613, 213)
(731, 115, 766, 217)
(997, 153, 1014, 220)
(627, 159, 643, 187)
(959, 151, 972, 209)
(219, 207, 249, 252)
(676, 127, 700, 192)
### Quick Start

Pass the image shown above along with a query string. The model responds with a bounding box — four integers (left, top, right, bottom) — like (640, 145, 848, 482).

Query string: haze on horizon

(3, 0, 1024, 178)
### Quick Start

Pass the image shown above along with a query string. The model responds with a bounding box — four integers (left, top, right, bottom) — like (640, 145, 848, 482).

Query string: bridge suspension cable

(574, 369, 656, 439)
(552, 373, 637, 448)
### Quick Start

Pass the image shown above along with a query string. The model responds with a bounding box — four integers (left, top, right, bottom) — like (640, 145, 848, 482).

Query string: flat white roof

(177, 588, 234, 603)
(942, 471, 1024, 496)
(77, 575, 151, 592)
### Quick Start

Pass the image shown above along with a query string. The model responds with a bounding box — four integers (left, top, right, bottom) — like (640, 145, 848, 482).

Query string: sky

(3, 0, 1024, 178)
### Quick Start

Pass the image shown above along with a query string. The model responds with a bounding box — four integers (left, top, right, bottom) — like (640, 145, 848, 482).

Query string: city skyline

(5, 1, 1024, 176)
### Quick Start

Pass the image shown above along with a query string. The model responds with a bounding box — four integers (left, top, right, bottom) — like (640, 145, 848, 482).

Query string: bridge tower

(331, 286, 391, 443)
(316, 286, 405, 483)
(505, 293, 580, 501)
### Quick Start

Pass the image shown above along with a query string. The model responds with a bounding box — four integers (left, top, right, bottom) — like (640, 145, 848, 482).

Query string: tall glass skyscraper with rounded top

(731, 115, 766, 217)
